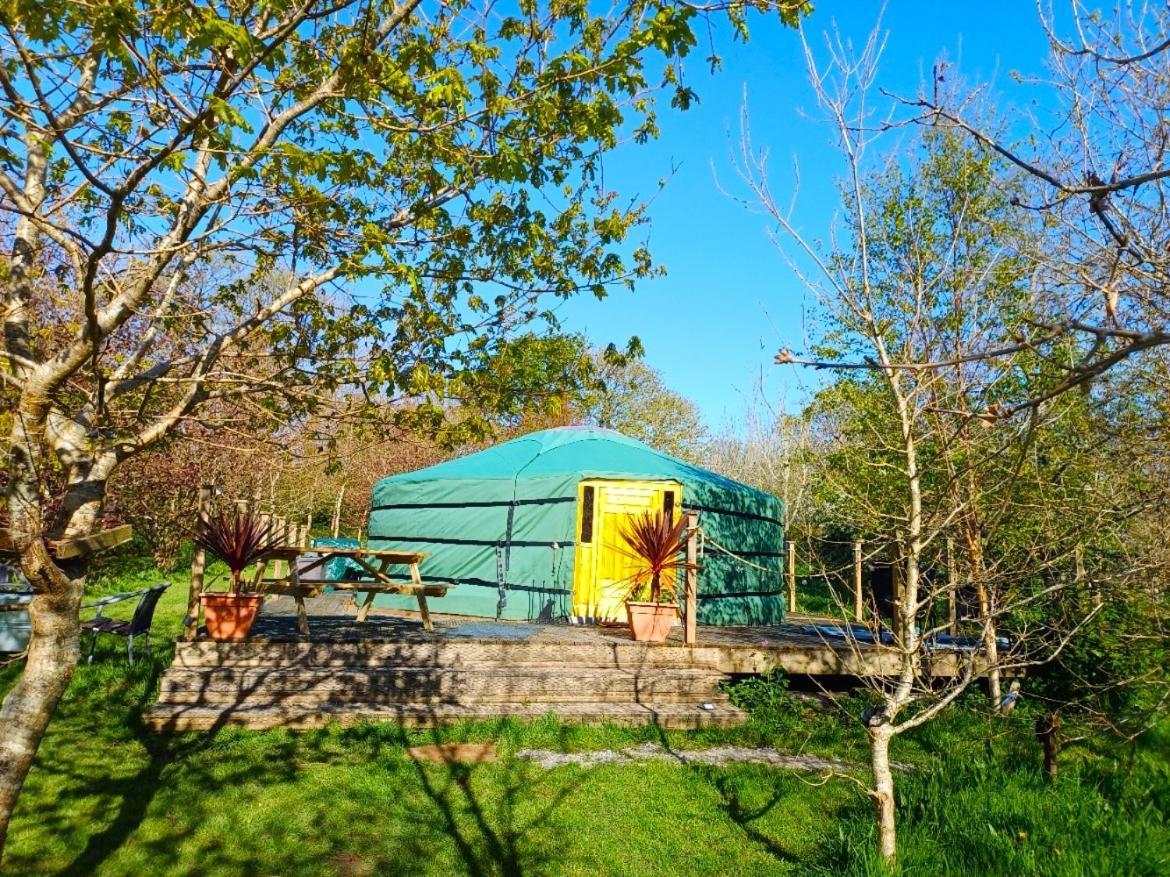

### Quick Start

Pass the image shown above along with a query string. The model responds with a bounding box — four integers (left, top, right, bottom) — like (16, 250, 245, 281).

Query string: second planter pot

(626, 601, 679, 643)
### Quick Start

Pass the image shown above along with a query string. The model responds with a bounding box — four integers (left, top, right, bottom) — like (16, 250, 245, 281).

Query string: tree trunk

(0, 543, 84, 858)
(1, 405, 109, 861)
(1035, 713, 1060, 782)
(868, 724, 898, 864)
(976, 580, 1002, 708)
(952, 433, 1002, 711)
(963, 524, 1002, 709)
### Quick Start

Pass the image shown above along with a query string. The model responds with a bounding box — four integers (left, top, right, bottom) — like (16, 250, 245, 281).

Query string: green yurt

(365, 426, 785, 625)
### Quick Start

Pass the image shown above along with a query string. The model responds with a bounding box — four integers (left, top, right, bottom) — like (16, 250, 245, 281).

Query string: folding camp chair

(80, 583, 170, 665)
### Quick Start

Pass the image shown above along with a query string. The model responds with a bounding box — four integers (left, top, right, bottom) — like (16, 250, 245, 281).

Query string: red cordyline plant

(617, 510, 698, 604)
(193, 509, 276, 593)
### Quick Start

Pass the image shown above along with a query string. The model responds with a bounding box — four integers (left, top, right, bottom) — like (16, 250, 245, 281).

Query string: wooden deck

(239, 597, 968, 677)
(143, 597, 974, 732)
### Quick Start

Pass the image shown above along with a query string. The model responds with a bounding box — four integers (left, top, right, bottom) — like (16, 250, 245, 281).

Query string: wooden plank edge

(1, 524, 134, 560)
(50, 524, 134, 559)
(141, 704, 747, 733)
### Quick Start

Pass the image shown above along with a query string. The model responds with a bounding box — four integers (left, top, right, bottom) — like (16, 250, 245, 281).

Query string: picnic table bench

(252, 546, 451, 635)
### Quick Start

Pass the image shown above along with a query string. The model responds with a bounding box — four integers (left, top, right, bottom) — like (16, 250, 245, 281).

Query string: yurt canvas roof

(372, 426, 774, 507)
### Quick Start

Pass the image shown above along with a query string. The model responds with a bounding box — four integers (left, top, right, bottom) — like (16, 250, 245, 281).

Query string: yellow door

(572, 479, 682, 621)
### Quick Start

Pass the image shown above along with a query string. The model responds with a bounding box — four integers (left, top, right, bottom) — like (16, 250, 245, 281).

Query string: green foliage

(723, 670, 800, 732)
(820, 742, 1170, 876)
(1032, 583, 1170, 730)
(784, 131, 1170, 745)
(799, 129, 1046, 543)
(1, 0, 811, 486)
(579, 348, 708, 460)
(397, 332, 602, 446)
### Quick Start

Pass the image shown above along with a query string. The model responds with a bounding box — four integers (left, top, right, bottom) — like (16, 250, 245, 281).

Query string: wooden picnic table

(251, 546, 451, 635)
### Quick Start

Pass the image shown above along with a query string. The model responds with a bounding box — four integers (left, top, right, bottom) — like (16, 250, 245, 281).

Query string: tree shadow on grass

(708, 771, 798, 866)
(18, 642, 312, 876)
(58, 730, 209, 876)
(37, 690, 587, 876)
(640, 719, 803, 869)
(333, 718, 588, 877)
(18, 622, 596, 877)
(50, 644, 304, 876)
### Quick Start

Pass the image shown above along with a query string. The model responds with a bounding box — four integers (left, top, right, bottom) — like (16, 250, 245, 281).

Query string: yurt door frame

(572, 479, 682, 622)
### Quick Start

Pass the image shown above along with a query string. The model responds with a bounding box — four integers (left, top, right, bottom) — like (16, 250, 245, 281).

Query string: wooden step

(142, 700, 747, 732)
(170, 640, 728, 671)
(150, 632, 752, 734)
(156, 666, 727, 707)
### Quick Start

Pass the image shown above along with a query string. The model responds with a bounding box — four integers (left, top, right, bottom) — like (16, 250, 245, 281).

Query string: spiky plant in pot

(193, 509, 276, 593)
(194, 508, 278, 641)
(617, 510, 699, 642)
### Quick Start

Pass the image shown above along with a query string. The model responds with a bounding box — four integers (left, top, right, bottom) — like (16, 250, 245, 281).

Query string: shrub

(724, 670, 801, 732)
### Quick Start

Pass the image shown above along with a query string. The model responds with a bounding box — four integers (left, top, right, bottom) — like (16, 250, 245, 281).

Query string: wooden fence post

(183, 485, 214, 641)
(684, 511, 698, 645)
(274, 517, 288, 578)
(250, 511, 273, 586)
(785, 540, 796, 614)
(331, 487, 345, 538)
(946, 536, 957, 634)
(853, 540, 863, 622)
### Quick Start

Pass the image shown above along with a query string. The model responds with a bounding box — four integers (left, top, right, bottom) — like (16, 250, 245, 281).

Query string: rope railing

(694, 525, 863, 618)
(690, 521, 907, 624)
(697, 528, 782, 575)
(773, 535, 970, 629)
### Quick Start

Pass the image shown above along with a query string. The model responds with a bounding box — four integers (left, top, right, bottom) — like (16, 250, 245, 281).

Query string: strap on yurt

(494, 543, 506, 620)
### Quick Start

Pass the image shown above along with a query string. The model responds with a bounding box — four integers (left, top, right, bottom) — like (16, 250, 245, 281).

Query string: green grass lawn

(2, 548, 1168, 875)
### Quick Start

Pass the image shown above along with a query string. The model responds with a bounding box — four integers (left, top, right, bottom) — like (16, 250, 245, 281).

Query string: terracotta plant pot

(200, 592, 263, 641)
(626, 601, 679, 643)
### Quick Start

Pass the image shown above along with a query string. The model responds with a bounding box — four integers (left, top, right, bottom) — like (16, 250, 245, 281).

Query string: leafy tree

(1021, 356, 1170, 763)
(580, 345, 708, 460)
(913, 3, 1170, 401)
(0, 0, 810, 855)
(108, 425, 259, 570)
(730, 22, 1149, 862)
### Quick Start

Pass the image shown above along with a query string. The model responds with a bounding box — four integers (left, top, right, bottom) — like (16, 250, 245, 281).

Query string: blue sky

(555, 3, 1053, 432)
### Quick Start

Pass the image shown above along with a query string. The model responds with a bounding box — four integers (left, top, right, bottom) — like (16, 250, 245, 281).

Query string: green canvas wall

(365, 426, 785, 625)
